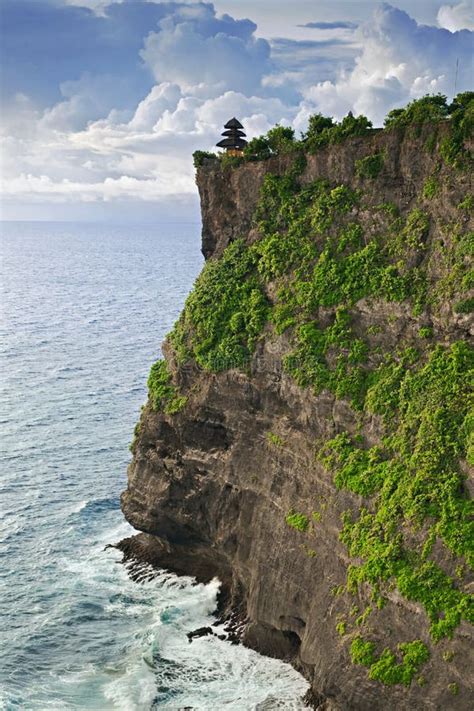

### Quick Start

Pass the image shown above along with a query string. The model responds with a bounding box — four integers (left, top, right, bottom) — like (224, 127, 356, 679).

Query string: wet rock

(187, 626, 213, 643)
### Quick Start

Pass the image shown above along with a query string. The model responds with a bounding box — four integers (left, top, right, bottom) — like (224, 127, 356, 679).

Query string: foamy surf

(101, 567, 309, 711)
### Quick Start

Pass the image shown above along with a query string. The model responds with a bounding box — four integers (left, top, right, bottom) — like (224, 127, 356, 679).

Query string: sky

(0, 0, 472, 222)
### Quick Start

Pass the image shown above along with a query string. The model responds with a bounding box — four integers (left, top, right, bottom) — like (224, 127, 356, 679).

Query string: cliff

(120, 122, 473, 709)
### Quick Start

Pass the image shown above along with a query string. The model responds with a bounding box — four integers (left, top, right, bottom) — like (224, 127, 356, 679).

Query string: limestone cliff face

(121, 124, 473, 710)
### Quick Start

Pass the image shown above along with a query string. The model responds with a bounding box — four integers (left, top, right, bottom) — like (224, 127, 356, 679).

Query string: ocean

(0, 222, 308, 710)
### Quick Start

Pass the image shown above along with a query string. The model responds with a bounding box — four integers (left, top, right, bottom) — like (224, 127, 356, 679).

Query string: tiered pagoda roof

(216, 117, 248, 151)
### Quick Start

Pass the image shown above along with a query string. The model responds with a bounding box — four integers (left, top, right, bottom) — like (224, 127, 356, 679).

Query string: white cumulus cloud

(300, 3, 473, 125)
(1, 2, 473, 220)
(140, 4, 271, 95)
(437, 2, 474, 31)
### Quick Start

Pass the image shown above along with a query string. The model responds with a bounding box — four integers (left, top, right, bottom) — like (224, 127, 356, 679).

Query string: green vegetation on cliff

(171, 239, 269, 371)
(351, 636, 430, 687)
(147, 360, 187, 414)
(325, 352, 473, 640)
(286, 510, 310, 532)
(156, 94, 473, 688)
(193, 92, 473, 169)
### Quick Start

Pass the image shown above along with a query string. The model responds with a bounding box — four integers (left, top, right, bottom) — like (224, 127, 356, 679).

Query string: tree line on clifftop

(193, 92, 474, 169)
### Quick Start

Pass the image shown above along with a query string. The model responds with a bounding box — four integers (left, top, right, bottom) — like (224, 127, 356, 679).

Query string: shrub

(244, 135, 272, 161)
(440, 91, 474, 167)
(449, 91, 474, 135)
(422, 176, 439, 199)
(401, 208, 430, 250)
(322, 433, 387, 497)
(303, 113, 335, 150)
(368, 641, 429, 687)
(220, 153, 244, 169)
(450, 90, 474, 113)
(148, 360, 187, 414)
(458, 194, 474, 212)
(355, 153, 385, 179)
(305, 112, 373, 152)
(286, 510, 310, 532)
(266, 125, 297, 153)
(356, 607, 372, 626)
(304, 113, 335, 139)
(351, 636, 429, 686)
(418, 326, 433, 338)
(350, 636, 376, 666)
(193, 150, 217, 168)
(171, 239, 269, 371)
(454, 297, 474, 314)
(334, 342, 474, 640)
(267, 431, 285, 447)
(424, 133, 437, 152)
(384, 95, 449, 128)
(244, 125, 298, 160)
(333, 112, 373, 141)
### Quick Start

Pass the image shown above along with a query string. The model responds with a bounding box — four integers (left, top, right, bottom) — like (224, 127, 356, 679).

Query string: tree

(243, 125, 297, 160)
(384, 95, 449, 128)
(303, 113, 334, 140)
(243, 135, 271, 160)
(266, 125, 296, 153)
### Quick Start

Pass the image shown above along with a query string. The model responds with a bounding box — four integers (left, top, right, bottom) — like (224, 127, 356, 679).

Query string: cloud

(437, 2, 474, 31)
(140, 3, 271, 95)
(1, 81, 299, 212)
(299, 21, 357, 30)
(2, 172, 194, 202)
(129, 82, 183, 130)
(39, 73, 144, 131)
(195, 91, 295, 131)
(1, 1, 473, 220)
(300, 3, 473, 125)
(270, 37, 356, 73)
(0, 0, 170, 107)
(268, 35, 358, 102)
(0, 0, 292, 217)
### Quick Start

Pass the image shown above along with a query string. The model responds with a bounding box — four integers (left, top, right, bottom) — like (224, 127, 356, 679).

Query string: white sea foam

(101, 571, 309, 711)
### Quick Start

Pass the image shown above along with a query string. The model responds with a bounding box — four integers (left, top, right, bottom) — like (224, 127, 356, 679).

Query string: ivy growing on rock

(147, 360, 187, 414)
(324, 342, 473, 640)
(351, 636, 430, 687)
(171, 239, 269, 371)
(355, 152, 385, 179)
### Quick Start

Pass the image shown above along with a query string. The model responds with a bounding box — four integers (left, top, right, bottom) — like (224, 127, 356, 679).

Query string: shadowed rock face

(121, 125, 473, 710)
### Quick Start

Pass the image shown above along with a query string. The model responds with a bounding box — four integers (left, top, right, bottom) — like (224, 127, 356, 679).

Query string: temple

(216, 117, 248, 156)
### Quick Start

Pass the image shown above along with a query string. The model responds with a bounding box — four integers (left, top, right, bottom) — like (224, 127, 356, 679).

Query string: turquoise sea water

(0, 222, 308, 710)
